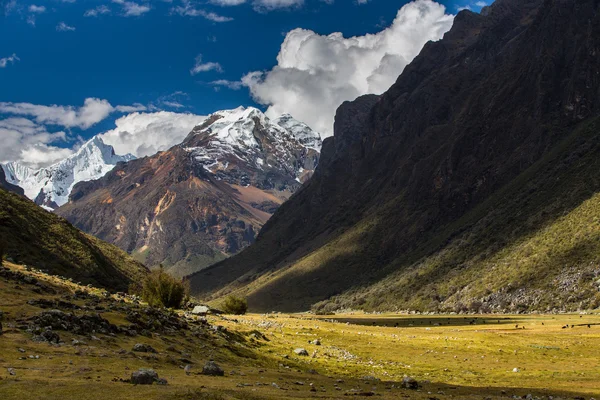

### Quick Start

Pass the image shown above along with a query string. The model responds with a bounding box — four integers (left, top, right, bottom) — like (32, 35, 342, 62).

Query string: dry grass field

(1, 262, 599, 399)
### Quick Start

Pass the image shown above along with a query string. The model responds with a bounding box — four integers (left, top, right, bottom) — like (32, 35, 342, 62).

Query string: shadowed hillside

(188, 0, 600, 313)
(0, 188, 147, 291)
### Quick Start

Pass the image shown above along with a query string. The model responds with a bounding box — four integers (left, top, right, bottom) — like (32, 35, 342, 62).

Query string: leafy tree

(140, 265, 187, 309)
(222, 295, 248, 315)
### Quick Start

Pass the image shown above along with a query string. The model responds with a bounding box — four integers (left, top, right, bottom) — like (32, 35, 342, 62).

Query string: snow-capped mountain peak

(182, 107, 322, 187)
(2, 136, 135, 209)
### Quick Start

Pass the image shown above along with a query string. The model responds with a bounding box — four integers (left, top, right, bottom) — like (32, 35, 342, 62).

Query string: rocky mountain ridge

(2, 136, 135, 209)
(56, 107, 321, 278)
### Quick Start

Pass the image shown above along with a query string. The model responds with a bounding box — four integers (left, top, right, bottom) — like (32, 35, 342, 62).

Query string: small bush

(222, 295, 248, 315)
(141, 265, 187, 309)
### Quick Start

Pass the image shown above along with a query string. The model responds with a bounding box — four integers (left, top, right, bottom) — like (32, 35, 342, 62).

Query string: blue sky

(0, 0, 490, 167)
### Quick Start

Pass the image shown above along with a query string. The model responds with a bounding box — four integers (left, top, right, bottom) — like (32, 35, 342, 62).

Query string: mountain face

(56, 107, 321, 278)
(2, 137, 135, 210)
(0, 167, 24, 196)
(0, 188, 148, 291)
(188, 0, 600, 313)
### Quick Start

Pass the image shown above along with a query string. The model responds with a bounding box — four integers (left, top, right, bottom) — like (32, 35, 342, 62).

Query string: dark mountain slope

(188, 0, 600, 312)
(0, 189, 148, 291)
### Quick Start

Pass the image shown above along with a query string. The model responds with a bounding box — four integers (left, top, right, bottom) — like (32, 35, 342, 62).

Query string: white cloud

(190, 54, 223, 75)
(115, 103, 148, 112)
(172, 1, 233, 21)
(28, 5, 46, 13)
(253, 0, 303, 11)
(207, 0, 304, 11)
(0, 118, 73, 169)
(84, 5, 111, 17)
(241, 0, 454, 136)
(209, 0, 246, 5)
(56, 21, 76, 31)
(112, 0, 151, 16)
(99, 111, 207, 157)
(211, 79, 243, 90)
(0, 53, 20, 68)
(0, 98, 147, 130)
(0, 98, 114, 129)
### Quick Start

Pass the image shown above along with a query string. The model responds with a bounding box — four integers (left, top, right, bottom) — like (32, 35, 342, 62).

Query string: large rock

(294, 348, 309, 356)
(132, 343, 157, 353)
(201, 361, 224, 376)
(191, 305, 210, 316)
(131, 368, 158, 385)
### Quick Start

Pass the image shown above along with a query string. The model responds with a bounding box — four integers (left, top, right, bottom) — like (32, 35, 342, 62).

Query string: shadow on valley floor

(312, 315, 530, 328)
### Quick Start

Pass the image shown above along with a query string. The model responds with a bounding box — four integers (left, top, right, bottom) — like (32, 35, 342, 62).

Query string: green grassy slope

(0, 189, 148, 291)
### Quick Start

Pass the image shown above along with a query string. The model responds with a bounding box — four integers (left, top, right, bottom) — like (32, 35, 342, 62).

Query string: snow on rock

(2, 136, 135, 209)
(182, 107, 322, 188)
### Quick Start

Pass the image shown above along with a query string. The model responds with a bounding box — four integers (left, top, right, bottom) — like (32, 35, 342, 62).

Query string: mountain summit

(2, 136, 135, 209)
(188, 0, 600, 313)
(56, 107, 321, 278)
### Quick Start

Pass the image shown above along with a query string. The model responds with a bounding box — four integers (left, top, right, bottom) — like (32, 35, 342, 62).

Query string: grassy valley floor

(1, 262, 599, 399)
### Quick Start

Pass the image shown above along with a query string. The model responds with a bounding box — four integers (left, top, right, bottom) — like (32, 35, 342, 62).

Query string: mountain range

(55, 107, 321, 278)
(187, 0, 600, 313)
(2, 137, 135, 210)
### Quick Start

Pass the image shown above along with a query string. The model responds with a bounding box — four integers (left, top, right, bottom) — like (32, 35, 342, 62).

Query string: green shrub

(141, 265, 187, 309)
(222, 295, 248, 315)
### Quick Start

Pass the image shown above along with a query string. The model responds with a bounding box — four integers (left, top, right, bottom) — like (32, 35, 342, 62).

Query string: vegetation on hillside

(0, 189, 147, 291)
(139, 265, 188, 309)
(221, 295, 248, 315)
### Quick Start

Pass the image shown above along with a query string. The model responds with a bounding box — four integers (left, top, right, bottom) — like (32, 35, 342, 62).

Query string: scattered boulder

(156, 378, 168, 385)
(132, 343, 157, 353)
(184, 364, 192, 376)
(294, 348, 309, 356)
(7, 368, 16, 376)
(131, 368, 159, 385)
(401, 376, 419, 389)
(191, 305, 210, 316)
(202, 361, 224, 376)
(311, 339, 321, 346)
(27, 310, 119, 336)
(39, 328, 60, 344)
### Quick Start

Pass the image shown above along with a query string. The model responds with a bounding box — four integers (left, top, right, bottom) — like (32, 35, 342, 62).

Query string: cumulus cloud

(0, 98, 114, 129)
(241, 0, 454, 136)
(0, 98, 148, 129)
(0, 118, 73, 169)
(112, 0, 151, 16)
(0, 53, 20, 68)
(99, 111, 207, 157)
